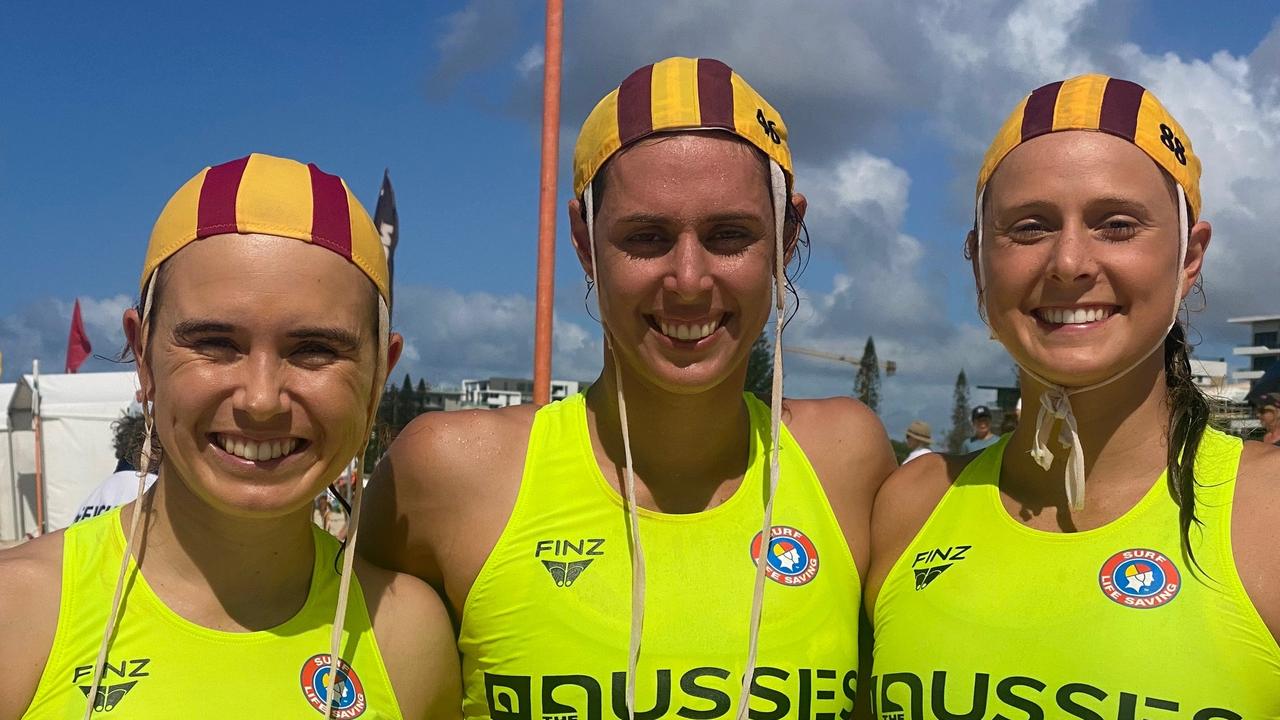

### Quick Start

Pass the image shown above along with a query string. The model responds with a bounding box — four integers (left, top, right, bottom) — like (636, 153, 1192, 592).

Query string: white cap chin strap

(976, 184, 1189, 511)
(584, 157, 788, 720)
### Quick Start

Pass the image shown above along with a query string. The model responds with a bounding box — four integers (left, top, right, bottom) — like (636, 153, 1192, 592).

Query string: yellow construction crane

(783, 345, 897, 377)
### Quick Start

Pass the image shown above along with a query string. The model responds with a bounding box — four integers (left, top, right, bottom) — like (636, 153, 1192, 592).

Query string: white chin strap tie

(977, 184, 1189, 512)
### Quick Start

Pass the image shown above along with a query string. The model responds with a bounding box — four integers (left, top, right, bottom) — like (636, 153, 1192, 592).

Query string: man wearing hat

(1254, 392, 1280, 446)
(903, 420, 934, 463)
(962, 405, 1001, 453)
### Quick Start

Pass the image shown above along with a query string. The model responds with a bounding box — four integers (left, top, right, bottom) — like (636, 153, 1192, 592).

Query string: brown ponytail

(1163, 321, 1212, 569)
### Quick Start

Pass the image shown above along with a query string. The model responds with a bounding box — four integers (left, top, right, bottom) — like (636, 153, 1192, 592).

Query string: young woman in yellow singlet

(867, 76, 1280, 716)
(0, 154, 460, 719)
(360, 57, 896, 720)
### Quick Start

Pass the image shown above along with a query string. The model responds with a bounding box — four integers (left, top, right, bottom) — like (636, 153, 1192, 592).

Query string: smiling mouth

(648, 314, 730, 342)
(212, 433, 306, 462)
(1033, 306, 1120, 326)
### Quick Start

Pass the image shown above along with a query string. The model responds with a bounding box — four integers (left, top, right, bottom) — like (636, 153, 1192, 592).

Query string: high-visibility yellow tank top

(872, 427, 1280, 719)
(23, 506, 402, 719)
(459, 393, 861, 720)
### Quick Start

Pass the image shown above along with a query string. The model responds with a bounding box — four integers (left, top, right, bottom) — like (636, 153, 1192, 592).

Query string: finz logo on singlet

(1098, 548, 1181, 608)
(750, 526, 819, 586)
(535, 538, 605, 588)
(911, 545, 970, 591)
(71, 658, 150, 713)
(300, 654, 367, 718)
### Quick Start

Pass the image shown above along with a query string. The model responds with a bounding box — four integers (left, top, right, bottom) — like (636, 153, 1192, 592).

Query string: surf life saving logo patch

(750, 526, 819, 586)
(1098, 548, 1181, 609)
(300, 654, 367, 718)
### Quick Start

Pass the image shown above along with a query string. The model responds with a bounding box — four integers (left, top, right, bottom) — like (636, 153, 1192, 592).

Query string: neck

(1003, 351, 1172, 504)
(124, 465, 317, 631)
(585, 348, 753, 512)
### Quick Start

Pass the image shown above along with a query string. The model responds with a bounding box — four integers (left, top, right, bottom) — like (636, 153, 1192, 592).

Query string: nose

(233, 353, 291, 422)
(1045, 220, 1096, 285)
(662, 232, 714, 301)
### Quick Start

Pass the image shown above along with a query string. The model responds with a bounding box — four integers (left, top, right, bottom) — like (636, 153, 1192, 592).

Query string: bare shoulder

(1232, 440, 1280, 642)
(356, 558, 461, 720)
(782, 396, 897, 576)
(358, 404, 539, 612)
(783, 395, 896, 496)
(865, 451, 974, 615)
(0, 531, 66, 717)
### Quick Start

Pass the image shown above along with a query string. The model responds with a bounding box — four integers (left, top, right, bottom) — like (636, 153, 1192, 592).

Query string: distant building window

(1255, 331, 1278, 348)
(1253, 356, 1278, 372)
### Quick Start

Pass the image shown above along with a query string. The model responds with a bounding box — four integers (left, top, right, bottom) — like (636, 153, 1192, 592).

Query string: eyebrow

(615, 212, 764, 225)
(286, 326, 362, 350)
(172, 320, 361, 350)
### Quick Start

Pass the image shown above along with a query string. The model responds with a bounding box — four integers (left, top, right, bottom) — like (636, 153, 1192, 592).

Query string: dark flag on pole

(374, 169, 398, 298)
(65, 299, 92, 373)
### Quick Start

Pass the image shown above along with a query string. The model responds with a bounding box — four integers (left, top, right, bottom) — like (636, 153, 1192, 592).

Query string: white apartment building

(1229, 315, 1280, 384)
(460, 377, 585, 409)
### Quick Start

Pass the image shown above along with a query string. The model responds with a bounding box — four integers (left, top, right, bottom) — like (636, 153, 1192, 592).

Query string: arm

(357, 558, 461, 720)
(357, 406, 534, 619)
(0, 533, 64, 719)
(784, 396, 897, 577)
(1233, 441, 1280, 643)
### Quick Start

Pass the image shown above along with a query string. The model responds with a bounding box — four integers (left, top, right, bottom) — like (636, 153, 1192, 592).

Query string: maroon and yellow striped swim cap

(573, 56, 793, 198)
(977, 74, 1202, 218)
(143, 153, 389, 302)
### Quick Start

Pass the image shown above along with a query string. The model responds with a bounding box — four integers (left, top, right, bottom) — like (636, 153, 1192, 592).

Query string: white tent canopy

(0, 382, 25, 540)
(6, 371, 139, 535)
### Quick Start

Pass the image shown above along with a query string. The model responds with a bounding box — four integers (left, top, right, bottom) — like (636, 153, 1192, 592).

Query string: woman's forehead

(988, 130, 1174, 208)
(157, 233, 376, 328)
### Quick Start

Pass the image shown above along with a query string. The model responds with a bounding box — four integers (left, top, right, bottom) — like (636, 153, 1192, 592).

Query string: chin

(193, 475, 323, 520)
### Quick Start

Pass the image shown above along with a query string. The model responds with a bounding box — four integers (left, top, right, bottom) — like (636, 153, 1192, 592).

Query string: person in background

(73, 410, 158, 523)
(903, 420, 933, 463)
(962, 405, 1001, 453)
(1255, 392, 1280, 446)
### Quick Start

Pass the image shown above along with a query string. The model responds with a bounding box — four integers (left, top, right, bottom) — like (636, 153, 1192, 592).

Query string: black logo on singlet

(535, 538, 605, 588)
(71, 658, 150, 712)
(911, 545, 971, 591)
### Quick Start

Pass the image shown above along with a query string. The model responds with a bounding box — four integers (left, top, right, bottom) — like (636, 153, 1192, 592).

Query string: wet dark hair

(581, 133, 811, 326)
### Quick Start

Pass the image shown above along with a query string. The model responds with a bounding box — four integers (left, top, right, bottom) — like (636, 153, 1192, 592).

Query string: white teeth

(1042, 307, 1112, 325)
(657, 318, 720, 342)
(218, 435, 298, 462)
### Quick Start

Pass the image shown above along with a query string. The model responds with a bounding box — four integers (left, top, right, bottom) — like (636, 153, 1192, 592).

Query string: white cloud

(0, 294, 134, 381)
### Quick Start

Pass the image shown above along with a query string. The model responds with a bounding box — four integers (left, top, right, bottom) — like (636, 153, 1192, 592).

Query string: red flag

(65, 299, 92, 373)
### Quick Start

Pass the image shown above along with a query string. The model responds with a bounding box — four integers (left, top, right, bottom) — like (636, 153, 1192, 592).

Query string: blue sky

(4, 0, 1279, 435)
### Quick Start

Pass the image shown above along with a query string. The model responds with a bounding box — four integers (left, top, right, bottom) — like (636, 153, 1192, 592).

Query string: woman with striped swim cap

(0, 153, 460, 718)
(360, 57, 896, 720)
(866, 76, 1280, 715)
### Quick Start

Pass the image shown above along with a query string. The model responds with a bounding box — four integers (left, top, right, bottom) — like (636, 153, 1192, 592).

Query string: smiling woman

(0, 153, 460, 719)
(359, 57, 897, 720)
(866, 75, 1280, 717)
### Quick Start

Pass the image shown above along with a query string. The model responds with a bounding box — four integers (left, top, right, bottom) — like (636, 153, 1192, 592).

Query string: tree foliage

(946, 369, 972, 453)
(854, 336, 881, 414)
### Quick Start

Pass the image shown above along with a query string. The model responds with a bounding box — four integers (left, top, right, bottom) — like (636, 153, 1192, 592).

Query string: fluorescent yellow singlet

(23, 507, 402, 719)
(459, 393, 860, 720)
(872, 427, 1280, 719)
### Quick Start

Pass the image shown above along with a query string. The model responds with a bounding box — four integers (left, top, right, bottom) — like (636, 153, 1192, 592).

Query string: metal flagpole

(532, 0, 564, 405)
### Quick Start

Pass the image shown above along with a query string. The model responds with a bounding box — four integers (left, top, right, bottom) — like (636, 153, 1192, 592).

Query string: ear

(385, 332, 405, 375)
(1180, 219, 1212, 300)
(783, 193, 807, 265)
(567, 197, 595, 278)
(123, 307, 153, 404)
